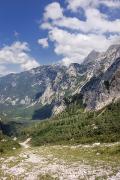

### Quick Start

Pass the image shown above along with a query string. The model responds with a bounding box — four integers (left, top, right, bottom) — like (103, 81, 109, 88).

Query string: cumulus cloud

(85, 8, 120, 33)
(67, 0, 120, 12)
(41, 22, 53, 30)
(0, 41, 39, 75)
(44, 7, 120, 34)
(44, 2, 63, 20)
(40, 0, 120, 65)
(38, 38, 49, 48)
(41, 1, 120, 34)
(49, 27, 119, 64)
(67, 0, 93, 11)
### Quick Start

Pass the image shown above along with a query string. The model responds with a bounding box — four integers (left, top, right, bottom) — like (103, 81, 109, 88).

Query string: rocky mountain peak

(83, 50, 100, 65)
(97, 43, 120, 73)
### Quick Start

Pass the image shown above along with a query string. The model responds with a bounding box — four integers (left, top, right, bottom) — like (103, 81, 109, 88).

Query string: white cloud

(44, 2, 63, 20)
(48, 8, 120, 34)
(40, 1, 120, 65)
(41, 1, 120, 34)
(102, 0, 120, 8)
(67, 0, 93, 11)
(52, 16, 86, 31)
(85, 8, 120, 33)
(67, 0, 120, 12)
(49, 27, 120, 65)
(61, 57, 75, 66)
(0, 41, 39, 75)
(40, 22, 53, 30)
(38, 38, 49, 48)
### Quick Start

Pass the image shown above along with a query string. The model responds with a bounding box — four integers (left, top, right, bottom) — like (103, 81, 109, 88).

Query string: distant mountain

(0, 63, 88, 118)
(0, 44, 120, 119)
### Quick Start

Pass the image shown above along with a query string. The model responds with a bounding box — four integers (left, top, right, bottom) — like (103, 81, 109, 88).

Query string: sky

(0, 0, 120, 75)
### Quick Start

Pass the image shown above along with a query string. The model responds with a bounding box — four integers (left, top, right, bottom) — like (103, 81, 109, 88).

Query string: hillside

(0, 101, 120, 179)
(0, 100, 120, 179)
(21, 101, 120, 146)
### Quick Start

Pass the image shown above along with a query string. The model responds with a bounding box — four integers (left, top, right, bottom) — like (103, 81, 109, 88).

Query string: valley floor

(0, 142, 120, 180)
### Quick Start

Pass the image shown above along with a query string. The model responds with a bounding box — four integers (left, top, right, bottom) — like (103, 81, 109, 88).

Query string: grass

(0, 133, 20, 155)
(35, 143, 120, 166)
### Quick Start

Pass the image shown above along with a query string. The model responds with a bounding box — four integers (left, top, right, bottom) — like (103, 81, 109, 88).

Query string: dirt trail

(19, 138, 31, 149)
(0, 143, 120, 180)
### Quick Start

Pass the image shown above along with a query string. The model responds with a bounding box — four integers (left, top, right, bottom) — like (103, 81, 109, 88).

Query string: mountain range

(0, 44, 120, 119)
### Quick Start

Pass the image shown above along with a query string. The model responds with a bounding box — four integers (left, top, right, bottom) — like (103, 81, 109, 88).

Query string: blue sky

(0, 0, 58, 63)
(0, 0, 120, 75)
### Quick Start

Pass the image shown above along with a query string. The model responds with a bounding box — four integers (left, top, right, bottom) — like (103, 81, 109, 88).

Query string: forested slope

(21, 101, 120, 146)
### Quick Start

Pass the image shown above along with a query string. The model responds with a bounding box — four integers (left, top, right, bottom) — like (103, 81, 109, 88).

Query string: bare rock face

(52, 102, 66, 115)
(40, 84, 55, 105)
(83, 50, 101, 65)
(81, 57, 120, 110)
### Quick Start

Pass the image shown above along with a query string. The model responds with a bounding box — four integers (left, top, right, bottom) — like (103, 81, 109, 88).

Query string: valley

(0, 44, 120, 179)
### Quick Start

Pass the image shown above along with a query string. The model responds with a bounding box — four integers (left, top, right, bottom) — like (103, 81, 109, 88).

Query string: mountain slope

(0, 44, 120, 119)
(81, 57, 120, 110)
(0, 64, 88, 118)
